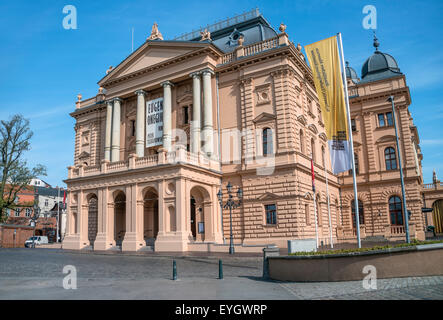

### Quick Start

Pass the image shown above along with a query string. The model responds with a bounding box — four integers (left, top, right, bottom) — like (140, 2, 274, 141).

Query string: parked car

(24, 236, 49, 248)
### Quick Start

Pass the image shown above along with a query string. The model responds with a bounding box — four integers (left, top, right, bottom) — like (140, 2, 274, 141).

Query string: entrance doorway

(144, 189, 159, 246)
(114, 192, 126, 246)
(190, 197, 196, 239)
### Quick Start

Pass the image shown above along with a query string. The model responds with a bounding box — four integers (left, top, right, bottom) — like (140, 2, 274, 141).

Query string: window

(351, 119, 356, 132)
(183, 106, 189, 125)
(300, 130, 304, 153)
(311, 138, 315, 162)
(131, 120, 136, 136)
(305, 203, 310, 225)
(378, 113, 386, 127)
(25, 208, 31, 217)
(354, 153, 359, 174)
(316, 195, 321, 226)
(321, 146, 326, 167)
(262, 128, 273, 156)
(389, 196, 403, 225)
(15, 208, 20, 217)
(385, 147, 397, 170)
(45, 199, 49, 207)
(351, 200, 364, 227)
(386, 112, 393, 126)
(378, 113, 393, 127)
(265, 204, 277, 225)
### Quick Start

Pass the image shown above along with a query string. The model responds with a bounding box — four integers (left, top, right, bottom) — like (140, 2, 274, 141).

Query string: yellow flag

(305, 35, 351, 174)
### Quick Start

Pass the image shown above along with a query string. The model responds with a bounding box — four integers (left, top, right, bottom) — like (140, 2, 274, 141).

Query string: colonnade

(103, 68, 215, 161)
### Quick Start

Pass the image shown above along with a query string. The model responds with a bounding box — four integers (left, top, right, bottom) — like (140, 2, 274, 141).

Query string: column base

(94, 233, 115, 251)
(62, 234, 89, 250)
(121, 232, 144, 251)
(155, 232, 190, 252)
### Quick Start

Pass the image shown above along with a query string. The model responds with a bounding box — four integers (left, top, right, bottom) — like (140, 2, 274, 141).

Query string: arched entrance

(87, 194, 98, 247)
(143, 188, 158, 246)
(114, 191, 126, 246)
(190, 186, 212, 242)
(432, 200, 443, 234)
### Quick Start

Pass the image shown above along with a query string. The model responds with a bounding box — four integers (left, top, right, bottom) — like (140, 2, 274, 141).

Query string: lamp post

(217, 182, 242, 255)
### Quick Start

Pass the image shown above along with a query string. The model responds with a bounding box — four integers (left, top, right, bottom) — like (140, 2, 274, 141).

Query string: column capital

(105, 99, 114, 105)
(201, 68, 215, 76)
(112, 97, 123, 103)
(135, 89, 147, 96)
(161, 80, 174, 88)
(189, 71, 201, 78)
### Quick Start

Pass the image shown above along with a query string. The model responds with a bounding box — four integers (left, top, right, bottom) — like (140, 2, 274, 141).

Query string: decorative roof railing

(173, 8, 260, 41)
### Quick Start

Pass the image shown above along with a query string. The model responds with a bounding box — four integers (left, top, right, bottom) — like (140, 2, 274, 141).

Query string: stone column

(135, 90, 147, 157)
(202, 69, 214, 156)
(94, 187, 112, 250)
(190, 72, 201, 154)
(104, 100, 113, 161)
(111, 98, 123, 162)
(161, 81, 173, 152)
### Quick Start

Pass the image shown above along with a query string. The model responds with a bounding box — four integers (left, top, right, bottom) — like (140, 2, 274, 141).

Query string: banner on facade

(146, 97, 164, 148)
(305, 35, 352, 174)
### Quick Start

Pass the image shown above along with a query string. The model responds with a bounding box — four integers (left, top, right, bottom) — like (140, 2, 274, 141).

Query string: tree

(0, 115, 47, 222)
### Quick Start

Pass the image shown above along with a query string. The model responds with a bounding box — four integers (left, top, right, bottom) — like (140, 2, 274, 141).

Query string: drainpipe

(215, 72, 225, 244)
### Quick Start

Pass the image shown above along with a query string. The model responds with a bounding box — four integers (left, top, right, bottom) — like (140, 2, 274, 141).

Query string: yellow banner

(305, 35, 348, 141)
(305, 35, 351, 174)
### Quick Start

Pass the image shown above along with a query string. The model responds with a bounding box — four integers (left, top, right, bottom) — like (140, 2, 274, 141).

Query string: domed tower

(345, 61, 360, 85)
(360, 34, 402, 83)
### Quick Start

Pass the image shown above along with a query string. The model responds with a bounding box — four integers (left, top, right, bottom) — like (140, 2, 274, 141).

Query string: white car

(25, 236, 49, 248)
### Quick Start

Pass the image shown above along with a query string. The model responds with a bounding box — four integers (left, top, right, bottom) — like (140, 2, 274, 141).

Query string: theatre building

(63, 10, 440, 252)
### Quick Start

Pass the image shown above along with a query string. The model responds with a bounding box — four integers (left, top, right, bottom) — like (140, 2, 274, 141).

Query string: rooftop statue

(199, 29, 211, 41)
(147, 22, 164, 41)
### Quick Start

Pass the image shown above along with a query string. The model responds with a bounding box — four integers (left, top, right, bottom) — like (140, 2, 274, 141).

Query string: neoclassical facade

(63, 10, 440, 252)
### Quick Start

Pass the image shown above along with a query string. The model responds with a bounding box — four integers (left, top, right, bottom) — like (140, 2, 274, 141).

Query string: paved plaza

(0, 248, 442, 300)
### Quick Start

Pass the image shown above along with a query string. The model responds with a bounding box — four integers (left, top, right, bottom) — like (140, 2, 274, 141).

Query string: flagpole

(324, 165, 333, 248)
(337, 32, 361, 248)
(312, 153, 319, 249)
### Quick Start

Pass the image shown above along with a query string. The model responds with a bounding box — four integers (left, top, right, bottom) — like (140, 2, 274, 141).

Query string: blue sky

(0, 0, 442, 187)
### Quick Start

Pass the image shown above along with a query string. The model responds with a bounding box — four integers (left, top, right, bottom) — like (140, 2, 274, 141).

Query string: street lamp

(217, 182, 243, 254)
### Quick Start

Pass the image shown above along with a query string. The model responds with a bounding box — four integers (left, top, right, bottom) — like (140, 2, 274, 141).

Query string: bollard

(172, 260, 177, 280)
(219, 259, 223, 279)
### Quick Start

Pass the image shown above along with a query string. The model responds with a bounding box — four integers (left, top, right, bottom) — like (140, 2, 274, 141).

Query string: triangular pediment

(98, 41, 222, 87)
(257, 192, 279, 201)
(253, 112, 276, 123)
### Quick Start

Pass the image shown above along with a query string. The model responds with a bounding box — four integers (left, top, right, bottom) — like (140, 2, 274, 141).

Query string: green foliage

(0, 114, 47, 222)
(289, 239, 443, 256)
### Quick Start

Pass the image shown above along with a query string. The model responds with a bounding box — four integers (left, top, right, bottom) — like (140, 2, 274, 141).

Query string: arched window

(305, 203, 310, 225)
(389, 196, 403, 225)
(262, 128, 273, 156)
(385, 147, 397, 170)
(300, 130, 304, 153)
(351, 199, 364, 227)
(311, 138, 316, 162)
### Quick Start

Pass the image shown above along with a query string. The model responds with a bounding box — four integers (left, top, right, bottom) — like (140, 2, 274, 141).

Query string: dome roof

(360, 35, 402, 83)
(345, 61, 359, 84)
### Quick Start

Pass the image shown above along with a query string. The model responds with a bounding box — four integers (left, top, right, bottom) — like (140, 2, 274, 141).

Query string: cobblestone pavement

(0, 248, 442, 300)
